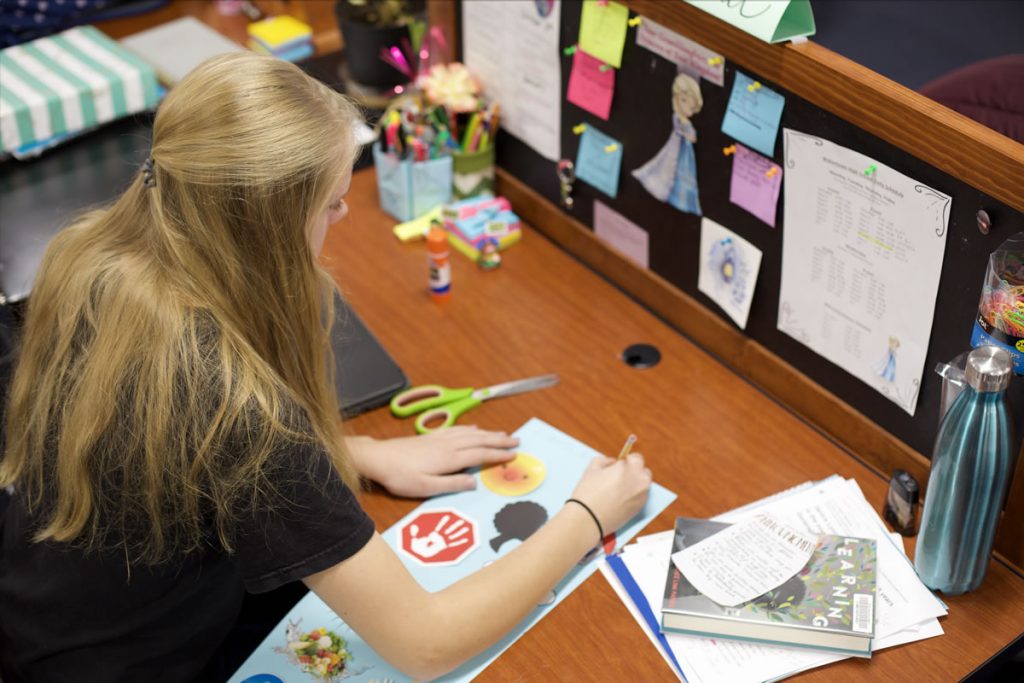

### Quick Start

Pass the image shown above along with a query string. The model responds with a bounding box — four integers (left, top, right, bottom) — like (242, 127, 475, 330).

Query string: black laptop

(0, 116, 407, 416)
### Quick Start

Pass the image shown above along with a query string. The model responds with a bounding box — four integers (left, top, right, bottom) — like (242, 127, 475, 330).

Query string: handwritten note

(698, 217, 763, 329)
(685, 0, 816, 44)
(578, 0, 629, 69)
(635, 17, 724, 86)
(672, 513, 817, 607)
(730, 143, 782, 227)
(575, 126, 623, 198)
(594, 200, 649, 268)
(567, 48, 615, 120)
(721, 71, 785, 157)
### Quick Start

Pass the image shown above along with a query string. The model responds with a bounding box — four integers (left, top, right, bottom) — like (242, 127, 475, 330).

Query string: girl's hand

(347, 426, 518, 498)
(568, 454, 652, 537)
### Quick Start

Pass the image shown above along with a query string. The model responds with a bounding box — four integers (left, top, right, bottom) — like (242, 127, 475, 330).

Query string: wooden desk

(325, 169, 1024, 682)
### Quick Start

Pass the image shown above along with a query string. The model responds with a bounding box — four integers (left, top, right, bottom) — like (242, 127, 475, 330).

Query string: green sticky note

(578, 0, 630, 69)
(686, 0, 816, 44)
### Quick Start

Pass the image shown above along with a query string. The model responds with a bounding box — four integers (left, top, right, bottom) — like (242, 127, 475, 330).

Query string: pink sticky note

(594, 200, 648, 268)
(729, 143, 782, 227)
(567, 49, 615, 120)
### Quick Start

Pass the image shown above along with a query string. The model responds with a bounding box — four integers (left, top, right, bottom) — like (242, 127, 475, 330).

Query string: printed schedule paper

(778, 129, 951, 416)
(462, 0, 562, 161)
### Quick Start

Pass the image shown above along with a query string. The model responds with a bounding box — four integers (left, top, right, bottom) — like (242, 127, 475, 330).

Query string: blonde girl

(0, 53, 651, 682)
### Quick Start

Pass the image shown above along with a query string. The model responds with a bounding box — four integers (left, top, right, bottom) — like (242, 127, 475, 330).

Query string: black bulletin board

(463, 3, 1024, 458)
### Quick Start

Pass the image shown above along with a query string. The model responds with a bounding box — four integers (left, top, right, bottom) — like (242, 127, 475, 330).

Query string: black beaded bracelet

(565, 498, 604, 545)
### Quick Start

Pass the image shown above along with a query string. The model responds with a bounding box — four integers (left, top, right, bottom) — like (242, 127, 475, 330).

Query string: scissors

(390, 374, 559, 434)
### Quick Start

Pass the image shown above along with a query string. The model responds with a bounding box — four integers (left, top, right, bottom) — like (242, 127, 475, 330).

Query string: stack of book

(600, 475, 948, 682)
(247, 15, 314, 63)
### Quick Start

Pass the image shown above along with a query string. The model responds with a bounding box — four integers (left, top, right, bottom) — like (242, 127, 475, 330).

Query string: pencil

(617, 434, 637, 460)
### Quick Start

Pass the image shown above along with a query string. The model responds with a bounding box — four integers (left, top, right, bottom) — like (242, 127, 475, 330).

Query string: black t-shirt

(0, 442, 375, 682)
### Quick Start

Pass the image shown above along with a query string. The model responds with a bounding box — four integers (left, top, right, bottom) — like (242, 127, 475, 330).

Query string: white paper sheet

(462, 0, 561, 161)
(715, 477, 948, 638)
(598, 561, 686, 682)
(778, 129, 951, 416)
(614, 476, 946, 683)
(698, 217, 763, 329)
(673, 513, 817, 606)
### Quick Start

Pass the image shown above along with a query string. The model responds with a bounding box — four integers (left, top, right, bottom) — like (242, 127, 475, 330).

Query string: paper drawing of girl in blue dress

(875, 336, 900, 383)
(632, 71, 703, 216)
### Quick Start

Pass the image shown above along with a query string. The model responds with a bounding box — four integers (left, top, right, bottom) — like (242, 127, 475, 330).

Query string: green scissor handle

(390, 385, 475, 418)
(414, 395, 483, 434)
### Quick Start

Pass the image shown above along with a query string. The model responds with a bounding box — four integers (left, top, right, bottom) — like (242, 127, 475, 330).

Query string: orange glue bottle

(427, 224, 451, 300)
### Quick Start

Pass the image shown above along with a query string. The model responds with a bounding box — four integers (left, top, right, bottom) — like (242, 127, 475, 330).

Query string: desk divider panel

(433, 1, 1024, 566)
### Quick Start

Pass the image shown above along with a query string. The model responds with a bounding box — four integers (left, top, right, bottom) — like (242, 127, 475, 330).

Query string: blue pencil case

(372, 142, 453, 222)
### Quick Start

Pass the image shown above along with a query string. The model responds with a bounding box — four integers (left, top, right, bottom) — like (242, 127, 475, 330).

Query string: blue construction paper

(575, 126, 624, 199)
(606, 554, 686, 679)
(720, 72, 785, 157)
(229, 418, 676, 683)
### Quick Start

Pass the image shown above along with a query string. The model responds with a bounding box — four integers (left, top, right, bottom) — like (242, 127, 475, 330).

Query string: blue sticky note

(575, 125, 623, 199)
(721, 71, 785, 157)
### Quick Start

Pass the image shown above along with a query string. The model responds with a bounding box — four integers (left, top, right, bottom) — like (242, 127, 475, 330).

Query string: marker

(617, 434, 637, 460)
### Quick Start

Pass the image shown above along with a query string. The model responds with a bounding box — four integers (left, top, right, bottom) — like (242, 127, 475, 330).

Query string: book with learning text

(661, 517, 876, 657)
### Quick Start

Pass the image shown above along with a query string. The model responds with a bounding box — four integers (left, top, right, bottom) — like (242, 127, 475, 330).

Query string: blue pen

(606, 554, 687, 680)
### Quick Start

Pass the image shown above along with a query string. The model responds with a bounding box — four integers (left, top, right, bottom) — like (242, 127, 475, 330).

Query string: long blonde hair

(1, 53, 363, 563)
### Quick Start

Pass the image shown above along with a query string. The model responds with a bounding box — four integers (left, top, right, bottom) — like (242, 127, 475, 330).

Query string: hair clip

(142, 157, 156, 188)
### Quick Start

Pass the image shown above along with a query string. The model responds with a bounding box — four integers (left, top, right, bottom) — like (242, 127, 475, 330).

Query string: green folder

(686, 0, 816, 44)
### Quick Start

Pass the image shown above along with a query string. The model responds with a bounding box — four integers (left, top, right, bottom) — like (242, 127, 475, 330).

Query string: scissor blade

(477, 374, 560, 401)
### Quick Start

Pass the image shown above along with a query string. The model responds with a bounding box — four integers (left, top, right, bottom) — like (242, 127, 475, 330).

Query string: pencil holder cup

(372, 142, 453, 222)
(451, 146, 496, 200)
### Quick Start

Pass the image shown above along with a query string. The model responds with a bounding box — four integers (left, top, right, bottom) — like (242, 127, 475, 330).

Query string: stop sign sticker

(399, 508, 479, 566)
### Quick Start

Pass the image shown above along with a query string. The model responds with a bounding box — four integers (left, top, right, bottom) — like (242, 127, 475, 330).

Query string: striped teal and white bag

(0, 24, 159, 156)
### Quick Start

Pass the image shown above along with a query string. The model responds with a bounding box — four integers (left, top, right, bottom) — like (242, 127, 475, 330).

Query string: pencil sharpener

(883, 469, 919, 536)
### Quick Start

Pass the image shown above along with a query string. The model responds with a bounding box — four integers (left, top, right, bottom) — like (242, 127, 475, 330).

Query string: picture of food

(280, 622, 353, 681)
(480, 451, 546, 496)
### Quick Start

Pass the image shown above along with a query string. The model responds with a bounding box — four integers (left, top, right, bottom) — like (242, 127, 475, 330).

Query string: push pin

(747, 80, 762, 93)
(864, 164, 877, 177)
(599, 63, 612, 72)
(765, 167, 779, 178)
(596, 0, 609, 6)
(707, 56, 723, 66)
(604, 143, 618, 153)
(976, 209, 992, 235)
(723, 144, 736, 156)
(573, 123, 587, 135)
(557, 159, 576, 210)
(628, 16, 642, 27)
(563, 44, 577, 56)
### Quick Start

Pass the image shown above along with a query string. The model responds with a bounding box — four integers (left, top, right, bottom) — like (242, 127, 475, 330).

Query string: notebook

(119, 16, 245, 85)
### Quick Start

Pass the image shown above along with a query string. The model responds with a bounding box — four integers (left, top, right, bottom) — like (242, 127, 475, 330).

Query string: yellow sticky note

(247, 15, 312, 49)
(393, 205, 443, 242)
(578, 0, 629, 69)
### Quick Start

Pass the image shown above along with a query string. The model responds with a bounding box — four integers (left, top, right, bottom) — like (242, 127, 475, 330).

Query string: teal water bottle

(914, 346, 1015, 595)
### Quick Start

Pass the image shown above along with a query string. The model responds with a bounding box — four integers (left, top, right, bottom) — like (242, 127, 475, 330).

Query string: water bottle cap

(965, 345, 1013, 392)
